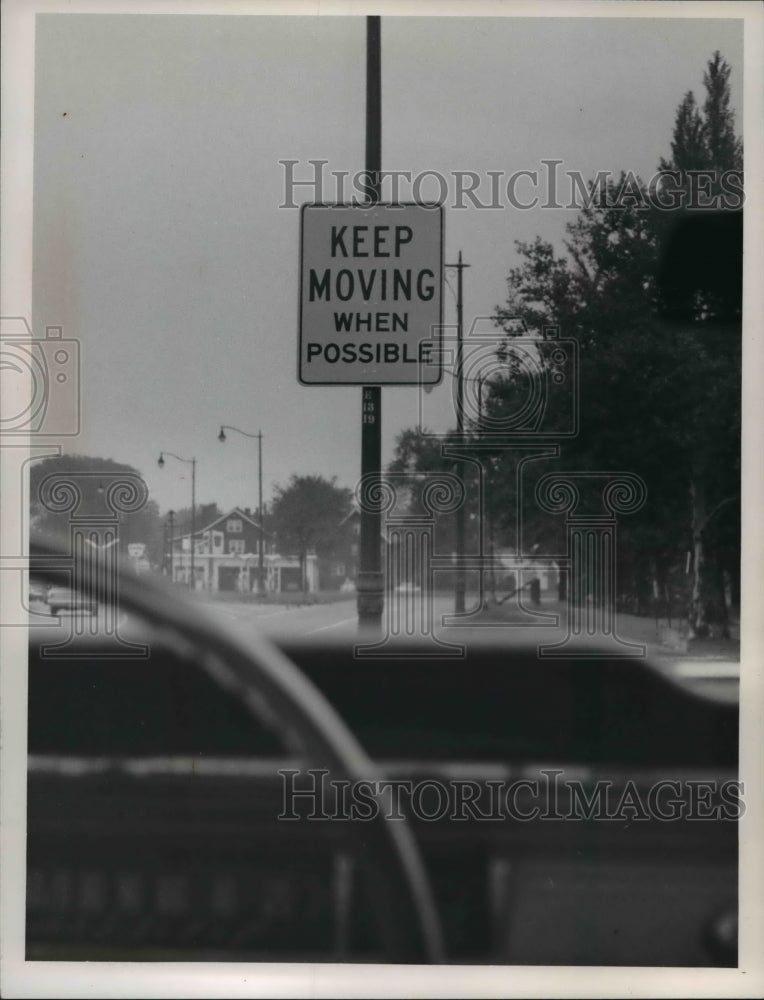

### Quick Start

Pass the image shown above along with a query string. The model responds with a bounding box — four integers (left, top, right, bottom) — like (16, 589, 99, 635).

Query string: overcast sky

(31, 10, 745, 516)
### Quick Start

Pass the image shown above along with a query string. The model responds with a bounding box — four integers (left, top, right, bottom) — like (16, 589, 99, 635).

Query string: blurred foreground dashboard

(26, 621, 738, 966)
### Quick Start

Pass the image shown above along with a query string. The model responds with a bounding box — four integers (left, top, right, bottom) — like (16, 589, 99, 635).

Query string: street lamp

(218, 425, 265, 595)
(158, 452, 196, 589)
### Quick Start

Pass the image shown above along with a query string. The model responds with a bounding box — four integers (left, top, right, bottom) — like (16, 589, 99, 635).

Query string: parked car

(45, 585, 97, 616)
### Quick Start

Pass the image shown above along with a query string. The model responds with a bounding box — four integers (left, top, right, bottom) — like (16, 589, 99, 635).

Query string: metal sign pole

(455, 251, 466, 614)
(357, 15, 384, 632)
(445, 252, 470, 614)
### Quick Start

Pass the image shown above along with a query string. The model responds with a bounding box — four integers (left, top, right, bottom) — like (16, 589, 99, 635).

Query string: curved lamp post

(218, 425, 264, 594)
(158, 452, 196, 588)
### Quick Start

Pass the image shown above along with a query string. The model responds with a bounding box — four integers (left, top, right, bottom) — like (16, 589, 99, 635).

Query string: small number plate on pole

(299, 203, 444, 385)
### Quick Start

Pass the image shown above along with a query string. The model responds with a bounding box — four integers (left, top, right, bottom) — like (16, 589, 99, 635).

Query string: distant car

(394, 581, 421, 594)
(45, 586, 97, 616)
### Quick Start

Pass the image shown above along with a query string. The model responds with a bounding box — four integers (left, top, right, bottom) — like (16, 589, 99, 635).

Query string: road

(199, 592, 474, 643)
(195, 592, 698, 655)
(200, 594, 739, 702)
(205, 597, 361, 640)
(26, 590, 726, 652)
(29, 591, 558, 644)
(27, 592, 739, 701)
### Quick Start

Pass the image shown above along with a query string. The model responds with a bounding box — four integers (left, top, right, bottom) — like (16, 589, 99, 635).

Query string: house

(264, 551, 319, 594)
(170, 507, 318, 593)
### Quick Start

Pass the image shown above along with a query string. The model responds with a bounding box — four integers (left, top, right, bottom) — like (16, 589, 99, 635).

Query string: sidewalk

(474, 598, 740, 661)
(616, 609, 740, 660)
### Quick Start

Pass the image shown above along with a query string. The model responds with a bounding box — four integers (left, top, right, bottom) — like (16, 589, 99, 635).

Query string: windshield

(5, 5, 757, 995)
(20, 15, 743, 680)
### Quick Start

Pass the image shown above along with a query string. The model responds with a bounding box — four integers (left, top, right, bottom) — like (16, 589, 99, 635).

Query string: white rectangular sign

(299, 203, 444, 385)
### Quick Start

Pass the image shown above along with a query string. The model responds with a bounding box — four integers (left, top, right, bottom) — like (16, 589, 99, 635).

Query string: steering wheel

(29, 538, 445, 963)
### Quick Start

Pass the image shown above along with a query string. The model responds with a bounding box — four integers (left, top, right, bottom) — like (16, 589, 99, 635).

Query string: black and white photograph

(1, 1, 762, 997)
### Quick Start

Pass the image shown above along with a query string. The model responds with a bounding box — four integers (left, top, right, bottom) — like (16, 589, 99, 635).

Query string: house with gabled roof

(170, 506, 317, 593)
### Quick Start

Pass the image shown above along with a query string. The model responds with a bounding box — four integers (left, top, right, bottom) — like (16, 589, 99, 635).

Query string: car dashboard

(26, 610, 739, 966)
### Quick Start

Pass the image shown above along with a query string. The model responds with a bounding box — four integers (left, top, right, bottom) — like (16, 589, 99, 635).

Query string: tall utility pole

(357, 14, 383, 632)
(167, 509, 175, 580)
(158, 452, 196, 588)
(257, 430, 264, 591)
(218, 425, 265, 594)
(446, 251, 470, 614)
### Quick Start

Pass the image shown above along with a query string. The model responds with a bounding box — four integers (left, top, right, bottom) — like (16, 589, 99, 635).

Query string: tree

(489, 52, 742, 633)
(382, 53, 741, 629)
(388, 427, 540, 600)
(389, 428, 460, 548)
(491, 183, 685, 608)
(269, 474, 353, 591)
(30, 454, 164, 566)
(388, 427, 489, 565)
(659, 52, 742, 177)
(656, 51, 742, 636)
(702, 53, 743, 171)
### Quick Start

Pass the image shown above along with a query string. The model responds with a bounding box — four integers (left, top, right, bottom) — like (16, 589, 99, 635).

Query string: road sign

(299, 203, 444, 385)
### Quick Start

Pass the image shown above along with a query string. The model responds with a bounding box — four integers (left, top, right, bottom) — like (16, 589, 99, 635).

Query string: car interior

(26, 539, 738, 966)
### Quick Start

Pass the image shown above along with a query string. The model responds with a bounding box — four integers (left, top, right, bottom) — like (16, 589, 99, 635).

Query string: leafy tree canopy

(269, 474, 353, 570)
(389, 51, 742, 624)
(30, 454, 164, 564)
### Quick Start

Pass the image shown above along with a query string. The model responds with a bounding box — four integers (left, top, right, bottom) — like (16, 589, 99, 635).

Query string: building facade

(170, 507, 318, 593)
